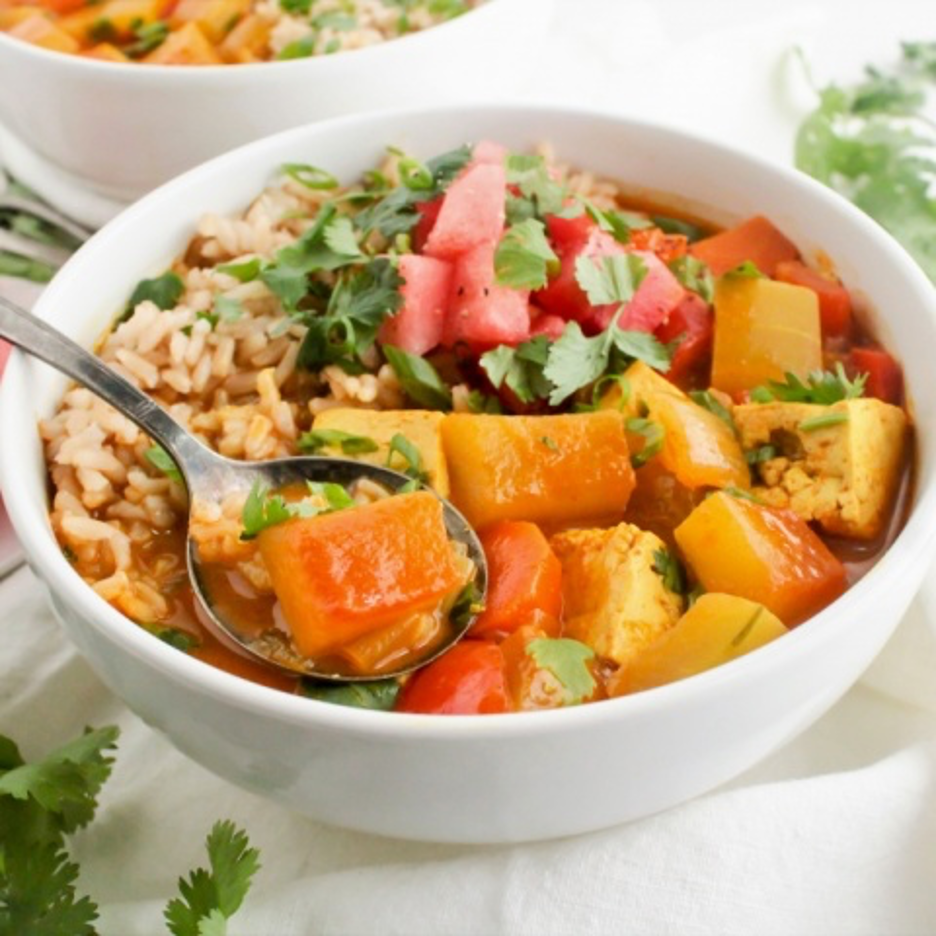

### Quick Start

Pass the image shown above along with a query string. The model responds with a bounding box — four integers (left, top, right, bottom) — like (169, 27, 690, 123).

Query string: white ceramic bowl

(0, 0, 551, 204)
(3, 104, 936, 844)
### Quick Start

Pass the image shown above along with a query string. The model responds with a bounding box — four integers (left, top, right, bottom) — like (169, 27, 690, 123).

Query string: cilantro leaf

(240, 481, 294, 540)
(504, 152, 566, 220)
(386, 433, 427, 481)
(382, 345, 453, 410)
(353, 144, 472, 238)
(542, 321, 610, 405)
(281, 163, 339, 190)
(574, 253, 647, 306)
(143, 624, 201, 653)
(582, 200, 653, 242)
(306, 480, 355, 511)
(145, 444, 183, 484)
(795, 42, 936, 283)
(216, 257, 262, 283)
(297, 428, 379, 456)
(652, 548, 686, 595)
(299, 679, 401, 710)
(164, 820, 260, 936)
(297, 258, 404, 373)
(688, 390, 737, 434)
(124, 271, 184, 318)
(494, 218, 559, 289)
(480, 336, 552, 404)
(626, 416, 665, 468)
(526, 638, 597, 705)
(669, 254, 714, 302)
(750, 364, 866, 405)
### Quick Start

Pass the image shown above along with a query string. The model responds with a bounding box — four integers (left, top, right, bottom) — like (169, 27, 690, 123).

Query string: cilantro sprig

(795, 41, 936, 282)
(240, 478, 353, 539)
(749, 364, 866, 405)
(383, 345, 453, 410)
(297, 428, 379, 456)
(494, 218, 559, 290)
(526, 638, 597, 706)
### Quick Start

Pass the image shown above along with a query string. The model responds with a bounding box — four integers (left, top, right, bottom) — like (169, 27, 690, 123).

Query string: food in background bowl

(4, 107, 935, 843)
(0, 0, 483, 64)
(39, 139, 912, 713)
(0, 0, 552, 203)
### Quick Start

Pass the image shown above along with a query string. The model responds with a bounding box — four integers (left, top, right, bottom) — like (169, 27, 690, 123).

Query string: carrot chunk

(469, 521, 562, 640)
(690, 215, 799, 277)
(258, 491, 464, 659)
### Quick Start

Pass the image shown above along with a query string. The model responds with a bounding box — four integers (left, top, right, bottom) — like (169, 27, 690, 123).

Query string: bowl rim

(4, 100, 936, 740)
(0, 0, 535, 78)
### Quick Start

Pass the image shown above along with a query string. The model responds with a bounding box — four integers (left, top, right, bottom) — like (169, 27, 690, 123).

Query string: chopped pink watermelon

(529, 312, 566, 341)
(412, 197, 443, 253)
(591, 251, 686, 332)
(423, 162, 507, 261)
(0, 340, 10, 379)
(655, 291, 713, 385)
(472, 140, 508, 167)
(378, 254, 453, 356)
(535, 224, 626, 326)
(442, 242, 530, 350)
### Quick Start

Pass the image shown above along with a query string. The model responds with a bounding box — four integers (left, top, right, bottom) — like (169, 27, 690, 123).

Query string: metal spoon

(0, 295, 487, 682)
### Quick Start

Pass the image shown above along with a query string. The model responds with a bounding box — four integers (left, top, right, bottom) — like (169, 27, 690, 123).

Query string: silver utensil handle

(0, 294, 208, 474)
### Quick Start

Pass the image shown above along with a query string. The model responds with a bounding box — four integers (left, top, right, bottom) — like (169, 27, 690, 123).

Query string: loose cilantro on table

(526, 638, 597, 706)
(494, 218, 559, 290)
(749, 364, 866, 405)
(795, 41, 936, 282)
(297, 428, 379, 456)
(383, 345, 453, 410)
(164, 821, 261, 936)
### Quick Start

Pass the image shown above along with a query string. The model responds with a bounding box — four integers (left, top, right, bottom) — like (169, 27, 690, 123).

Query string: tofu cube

(733, 398, 907, 539)
(550, 523, 683, 666)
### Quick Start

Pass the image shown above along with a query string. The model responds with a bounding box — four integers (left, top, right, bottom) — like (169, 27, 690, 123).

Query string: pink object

(442, 242, 530, 350)
(378, 254, 453, 356)
(529, 311, 566, 341)
(471, 139, 508, 166)
(0, 340, 10, 378)
(423, 162, 507, 261)
(592, 251, 685, 333)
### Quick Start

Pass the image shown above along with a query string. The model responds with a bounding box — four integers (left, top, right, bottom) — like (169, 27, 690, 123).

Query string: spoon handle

(0, 294, 211, 477)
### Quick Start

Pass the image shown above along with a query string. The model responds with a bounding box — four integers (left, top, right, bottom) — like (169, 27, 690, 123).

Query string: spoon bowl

(0, 293, 486, 682)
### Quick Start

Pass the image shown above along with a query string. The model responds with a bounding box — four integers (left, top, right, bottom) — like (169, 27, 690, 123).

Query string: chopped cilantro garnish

(651, 214, 709, 242)
(504, 152, 566, 221)
(480, 335, 552, 405)
(386, 432, 427, 481)
(240, 478, 353, 539)
(296, 257, 404, 372)
(299, 678, 401, 710)
(466, 389, 503, 414)
(311, 10, 356, 30)
(750, 364, 866, 405)
(799, 412, 850, 432)
(626, 416, 665, 468)
(124, 19, 168, 56)
(213, 294, 244, 323)
(297, 428, 379, 456)
(144, 444, 183, 484)
(729, 607, 765, 648)
(388, 148, 435, 191)
(721, 486, 764, 504)
(124, 271, 184, 319)
(382, 345, 453, 410)
(652, 548, 686, 595)
(540, 436, 559, 452)
(688, 389, 736, 433)
(669, 254, 715, 302)
(724, 260, 766, 279)
(494, 218, 559, 290)
(217, 257, 262, 283)
(575, 253, 647, 306)
(526, 638, 597, 705)
(277, 34, 317, 59)
(143, 624, 200, 653)
(307, 480, 355, 511)
(745, 443, 778, 465)
(282, 163, 339, 190)
(582, 200, 654, 242)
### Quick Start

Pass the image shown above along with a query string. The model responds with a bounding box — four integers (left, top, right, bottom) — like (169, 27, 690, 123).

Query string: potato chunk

(441, 412, 635, 531)
(609, 593, 788, 696)
(711, 276, 822, 395)
(550, 524, 683, 666)
(734, 398, 907, 539)
(600, 361, 750, 490)
(313, 408, 449, 497)
(675, 490, 847, 625)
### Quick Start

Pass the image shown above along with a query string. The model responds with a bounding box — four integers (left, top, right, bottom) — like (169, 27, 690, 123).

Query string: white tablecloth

(3, 2, 936, 933)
